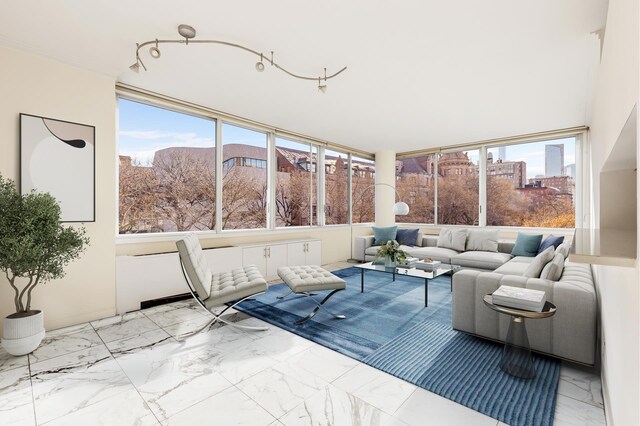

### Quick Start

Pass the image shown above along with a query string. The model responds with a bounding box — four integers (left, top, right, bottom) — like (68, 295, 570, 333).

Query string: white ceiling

(0, 1, 607, 153)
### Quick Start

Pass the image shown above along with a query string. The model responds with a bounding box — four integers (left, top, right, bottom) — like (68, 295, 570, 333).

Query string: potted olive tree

(0, 175, 89, 355)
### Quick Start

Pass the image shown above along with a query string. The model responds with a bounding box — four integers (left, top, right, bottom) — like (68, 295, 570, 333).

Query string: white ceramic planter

(2, 310, 45, 356)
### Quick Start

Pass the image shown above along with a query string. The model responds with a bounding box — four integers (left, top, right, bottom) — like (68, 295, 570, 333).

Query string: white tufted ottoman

(277, 265, 347, 324)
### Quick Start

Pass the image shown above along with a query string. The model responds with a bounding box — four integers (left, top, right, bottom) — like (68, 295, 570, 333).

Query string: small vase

(385, 256, 396, 268)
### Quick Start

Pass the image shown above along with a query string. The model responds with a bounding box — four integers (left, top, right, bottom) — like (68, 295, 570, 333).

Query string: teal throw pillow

(511, 233, 543, 257)
(373, 226, 398, 246)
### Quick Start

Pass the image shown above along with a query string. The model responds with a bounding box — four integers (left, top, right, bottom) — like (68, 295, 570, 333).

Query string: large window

(351, 155, 375, 223)
(275, 138, 317, 227)
(395, 154, 435, 223)
(487, 137, 576, 228)
(325, 149, 349, 225)
(437, 150, 479, 225)
(221, 123, 268, 230)
(118, 99, 216, 234)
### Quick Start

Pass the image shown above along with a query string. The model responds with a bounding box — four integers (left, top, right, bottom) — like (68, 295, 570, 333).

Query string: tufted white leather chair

(176, 233, 269, 335)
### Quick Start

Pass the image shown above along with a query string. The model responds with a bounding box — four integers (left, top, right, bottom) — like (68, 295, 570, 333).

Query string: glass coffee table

(354, 262, 461, 307)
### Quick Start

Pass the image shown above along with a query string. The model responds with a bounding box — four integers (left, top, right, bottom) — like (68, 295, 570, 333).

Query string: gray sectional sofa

(354, 229, 597, 365)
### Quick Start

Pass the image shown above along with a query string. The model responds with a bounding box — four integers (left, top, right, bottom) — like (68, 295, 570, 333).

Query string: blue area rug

(236, 267, 559, 426)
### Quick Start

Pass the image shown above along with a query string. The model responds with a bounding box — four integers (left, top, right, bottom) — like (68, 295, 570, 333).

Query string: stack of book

(415, 260, 442, 271)
(398, 257, 419, 268)
(492, 285, 546, 312)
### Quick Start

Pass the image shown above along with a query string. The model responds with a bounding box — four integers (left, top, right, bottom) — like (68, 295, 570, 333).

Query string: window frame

(116, 94, 370, 243)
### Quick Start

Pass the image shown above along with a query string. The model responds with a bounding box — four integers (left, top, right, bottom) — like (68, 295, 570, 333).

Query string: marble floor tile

(333, 364, 416, 415)
(0, 349, 28, 373)
(45, 388, 159, 426)
(558, 363, 604, 408)
(285, 345, 359, 383)
(143, 306, 207, 329)
(91, 311, 160, 343)
(30, 345, 132, 424)
(29, 327, 104, 363)
(161, 315, 214, 339)
(393, 387, 496, 426)
(197, 341, 279, 385)
(237, 362, 327, 418)
(178, 323, 261, 354)
(164, 386, 275, 426)
(116, 342, 233, 420)
(553, 394, 606, 426)
(0, 366, 35, 426)
(106, 328, 174, 357)
(279, 384, 407, 426)
(251, 329, 315, 361)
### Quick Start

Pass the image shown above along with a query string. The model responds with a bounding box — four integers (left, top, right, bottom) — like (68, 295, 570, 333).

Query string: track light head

(255, 61, 265, 72)
(318, 77, 327, 93)
(177, 24, 196, 39)
(149, 39, 161, 58)
(129, 62, 140, 73)
(149, 47, 161, 58)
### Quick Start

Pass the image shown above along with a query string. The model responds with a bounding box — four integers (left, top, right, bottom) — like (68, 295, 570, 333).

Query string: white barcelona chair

(175, 233, 269, 336)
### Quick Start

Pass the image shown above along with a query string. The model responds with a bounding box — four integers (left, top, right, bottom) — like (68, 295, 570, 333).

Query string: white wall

(0, 45, 117, 332)
(588, 0, 639, 424)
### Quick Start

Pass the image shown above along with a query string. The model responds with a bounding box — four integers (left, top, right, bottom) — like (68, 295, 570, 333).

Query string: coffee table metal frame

(483, 294, 557, 379)
(354, 262, 460, 307)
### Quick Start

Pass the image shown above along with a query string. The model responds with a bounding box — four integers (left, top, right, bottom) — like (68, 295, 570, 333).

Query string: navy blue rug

(236, 267, 559, 426)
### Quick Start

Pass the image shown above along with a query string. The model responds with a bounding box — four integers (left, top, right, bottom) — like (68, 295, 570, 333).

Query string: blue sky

(119, 98, 574, 175)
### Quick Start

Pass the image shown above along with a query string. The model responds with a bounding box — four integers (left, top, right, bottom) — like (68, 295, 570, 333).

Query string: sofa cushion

(396, 228, 420, 246)
(494, 260, 530, 276)
(437, 228, 467, 251)
(407, 246, 460, 263)
(540, 252, 565, 281)
(538, 235, 565, 254)
(523, 246, 555, 278)
(511, 233, 543, 257)
(373, 225, 398, 245)
(465, 229, 499, 252)
(451, 251, 512, 270)
(508, 256, 535, 264)
(556, 242, 571, 259)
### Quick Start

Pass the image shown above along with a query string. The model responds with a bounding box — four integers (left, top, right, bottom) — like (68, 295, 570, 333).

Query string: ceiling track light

(130, 24, 347, 92)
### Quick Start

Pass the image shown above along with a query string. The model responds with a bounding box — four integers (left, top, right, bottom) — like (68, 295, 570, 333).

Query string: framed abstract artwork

(20, 113, 95, 222)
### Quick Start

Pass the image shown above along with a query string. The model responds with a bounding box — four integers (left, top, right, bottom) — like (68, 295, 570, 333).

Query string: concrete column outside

(375, 150, 397, 226)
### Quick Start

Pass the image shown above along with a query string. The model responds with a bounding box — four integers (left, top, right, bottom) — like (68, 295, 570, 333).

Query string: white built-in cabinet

(287, 240, 321, 266)
(240, 239, 321, 280)
(116, 238, 322, 313)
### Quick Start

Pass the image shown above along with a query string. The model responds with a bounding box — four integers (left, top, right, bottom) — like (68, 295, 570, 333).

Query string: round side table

(483, 294, 556, 379)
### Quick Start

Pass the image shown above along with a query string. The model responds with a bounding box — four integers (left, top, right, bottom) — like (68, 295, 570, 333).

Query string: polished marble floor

(0, 262, 606, 425)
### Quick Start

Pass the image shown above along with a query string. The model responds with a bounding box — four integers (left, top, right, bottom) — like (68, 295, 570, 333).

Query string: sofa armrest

(354, 236, 375, 261)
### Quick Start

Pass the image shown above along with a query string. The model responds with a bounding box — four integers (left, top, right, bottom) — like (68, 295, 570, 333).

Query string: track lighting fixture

(130, 24, 347, 91)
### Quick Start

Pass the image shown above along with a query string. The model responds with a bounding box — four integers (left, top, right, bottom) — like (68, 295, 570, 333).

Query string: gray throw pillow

(523, 246, 555, 278)
(465, 229, 499, 252)
(437, 228, 467, 252)
(540, 252, 565, 281)
(556, 242, 571, 259)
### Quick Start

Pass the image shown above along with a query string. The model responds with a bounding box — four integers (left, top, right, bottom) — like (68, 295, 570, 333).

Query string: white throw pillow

(523, 246, 555, 278)
(556, 242, 571, 259)
(465, 229, 499, 252)
(540, 252, 565, 281)
(437, 228, 468, 252)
